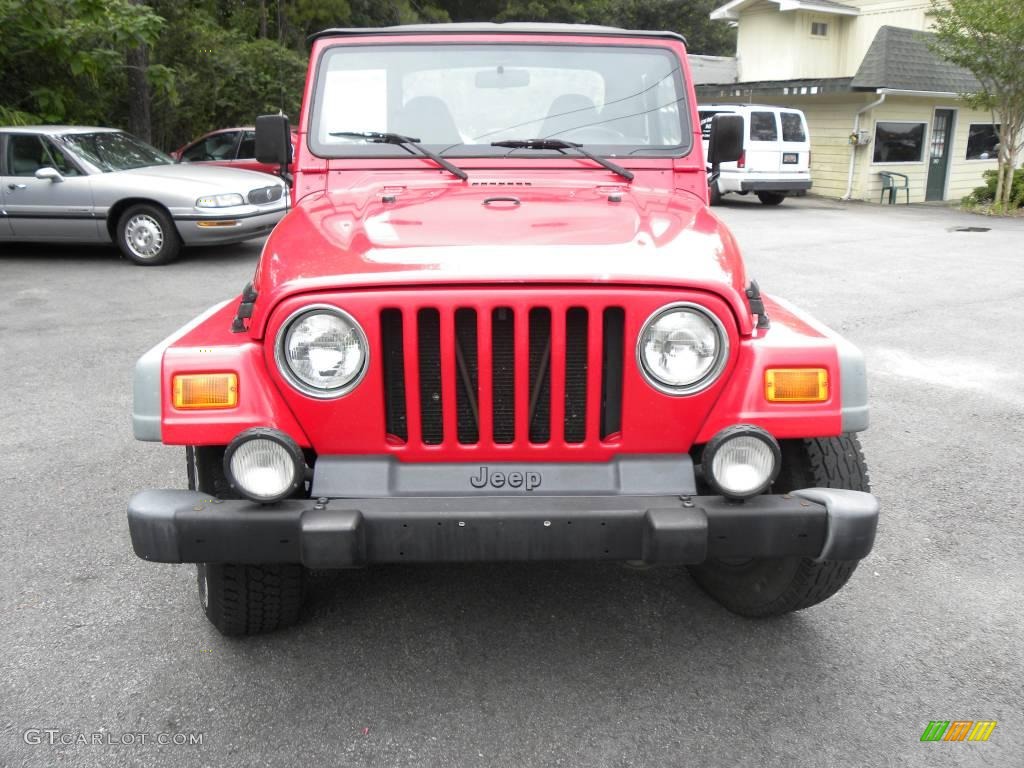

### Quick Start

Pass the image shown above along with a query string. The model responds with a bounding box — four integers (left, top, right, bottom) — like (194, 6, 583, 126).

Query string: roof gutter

(842, 90, 887, 200)
(869, 88, 961, 98)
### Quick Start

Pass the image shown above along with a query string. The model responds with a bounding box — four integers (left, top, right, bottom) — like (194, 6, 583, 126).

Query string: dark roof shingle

(851, 26, 981, 93)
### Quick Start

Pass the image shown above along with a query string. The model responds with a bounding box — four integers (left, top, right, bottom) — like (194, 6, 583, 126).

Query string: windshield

(59, 132, 174, 172)
(310, 43, 690, 158)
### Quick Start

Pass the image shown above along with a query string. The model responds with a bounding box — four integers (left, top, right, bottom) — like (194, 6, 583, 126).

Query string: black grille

(528, 308, 552, 443)
(454, 309, 479, 444)
(491, 308, 516, 444)
(417, 309, 443, 445)
(564, 308, 589, 443)
(600, 308, 625, 439)
(247, 185, 283, 205)
(379, 303, 622, 447)
(380, 309, 407, 441)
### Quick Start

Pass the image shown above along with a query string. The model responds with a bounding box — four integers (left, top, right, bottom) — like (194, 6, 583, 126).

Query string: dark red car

(128, 24, 879, 636)
(172, 126, 296, 174)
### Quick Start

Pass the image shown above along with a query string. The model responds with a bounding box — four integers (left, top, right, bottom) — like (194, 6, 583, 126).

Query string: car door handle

(8, 183, 27, 190)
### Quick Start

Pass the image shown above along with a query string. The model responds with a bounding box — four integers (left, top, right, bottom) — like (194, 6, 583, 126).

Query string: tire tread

(689, 433, 870, 617)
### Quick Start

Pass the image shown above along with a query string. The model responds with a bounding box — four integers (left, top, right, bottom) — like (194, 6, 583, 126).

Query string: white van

(699, 104, 812, 205)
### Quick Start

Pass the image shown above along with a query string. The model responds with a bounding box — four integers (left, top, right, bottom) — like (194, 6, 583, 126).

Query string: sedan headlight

(196, 193, 245, 208)
(275, 306, 368, 397)
(637, 303, 728, 394)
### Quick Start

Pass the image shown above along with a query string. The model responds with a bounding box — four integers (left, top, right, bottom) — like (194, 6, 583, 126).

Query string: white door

(745, 110, 782, 175)
(778, 110, 811, 175)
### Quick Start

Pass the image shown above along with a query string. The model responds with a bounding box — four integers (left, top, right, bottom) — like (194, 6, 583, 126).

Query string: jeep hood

(250, 174, 753, 336)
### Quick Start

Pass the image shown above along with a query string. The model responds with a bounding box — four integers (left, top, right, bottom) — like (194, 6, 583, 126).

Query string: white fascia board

(778, 0, 860, 15)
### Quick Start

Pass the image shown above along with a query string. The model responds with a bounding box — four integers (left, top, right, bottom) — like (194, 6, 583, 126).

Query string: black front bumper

(128, 489, 878, 568)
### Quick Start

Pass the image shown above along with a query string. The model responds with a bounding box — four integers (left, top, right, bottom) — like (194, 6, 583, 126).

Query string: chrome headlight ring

(274, 304, 369, 399)
(636, 302, 730, 396)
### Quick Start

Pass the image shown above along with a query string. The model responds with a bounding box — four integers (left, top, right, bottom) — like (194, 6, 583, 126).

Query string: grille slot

(491, 308, 516, 444)
(417, 308, 443, 445)
(454, 309, 479, 444)
(600, 307, 625, 440)
(380, 309, 407, 442)
(564, 307, 589, 444)
(528, 308, 552, 443)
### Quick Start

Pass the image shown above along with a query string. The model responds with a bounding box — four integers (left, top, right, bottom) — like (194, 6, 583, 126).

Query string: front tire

(756, 191, 786, 206)
(688, 434, 870, 617)
(117, 204, 182, 265)
(187, 446, 306, 635)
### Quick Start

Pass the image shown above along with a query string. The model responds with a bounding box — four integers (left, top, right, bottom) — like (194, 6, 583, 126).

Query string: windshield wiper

(491, 139, 634, 181)
(328, 131, 468, 180)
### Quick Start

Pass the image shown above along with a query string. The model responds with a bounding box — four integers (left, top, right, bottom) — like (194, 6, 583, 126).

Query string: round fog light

(703, 425, 781, 499)
(224, 428, 305, 503)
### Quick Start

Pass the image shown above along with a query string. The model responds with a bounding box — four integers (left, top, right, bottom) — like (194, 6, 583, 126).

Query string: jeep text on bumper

(127, 23, 879, 635)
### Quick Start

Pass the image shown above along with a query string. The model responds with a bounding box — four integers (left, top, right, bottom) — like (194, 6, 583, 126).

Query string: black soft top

(309, 22, 686, 45)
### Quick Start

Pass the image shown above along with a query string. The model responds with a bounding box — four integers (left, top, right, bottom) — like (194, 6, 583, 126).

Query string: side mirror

(255, 114, 291, 166)
(35, 167, 64, 183)
(707, 114, 744, 166)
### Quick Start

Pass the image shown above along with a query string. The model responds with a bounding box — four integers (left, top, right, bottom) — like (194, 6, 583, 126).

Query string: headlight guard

(274, 305, 368, 398)
(636, 302, 729, 395)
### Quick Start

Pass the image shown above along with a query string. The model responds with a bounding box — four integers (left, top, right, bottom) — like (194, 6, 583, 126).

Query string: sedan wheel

(116, 204, 182, 265)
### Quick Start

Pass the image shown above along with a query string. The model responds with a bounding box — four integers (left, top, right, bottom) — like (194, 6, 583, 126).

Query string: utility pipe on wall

(842, 90, 887, 200)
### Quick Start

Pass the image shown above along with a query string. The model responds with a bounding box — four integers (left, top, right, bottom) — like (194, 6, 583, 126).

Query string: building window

(750, 111, 778, 141)
(872, 121, 927, 163)
(966, 123, 1000, 160)
(811, 21, 829, 37)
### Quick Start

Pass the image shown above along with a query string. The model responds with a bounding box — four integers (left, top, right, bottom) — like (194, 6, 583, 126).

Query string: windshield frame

(56, 131, 175, 173)
(307, 41, 694, 161)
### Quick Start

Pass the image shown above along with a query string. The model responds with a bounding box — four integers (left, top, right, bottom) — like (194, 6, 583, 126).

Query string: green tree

(929, 0, 1024, 212)
(146, 3, 308, 149)
(0, 0, 171, 125)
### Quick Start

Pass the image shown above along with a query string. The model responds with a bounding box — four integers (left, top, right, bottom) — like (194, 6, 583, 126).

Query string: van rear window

(750, 112, 777, 141)
(781, 113, 806, 142)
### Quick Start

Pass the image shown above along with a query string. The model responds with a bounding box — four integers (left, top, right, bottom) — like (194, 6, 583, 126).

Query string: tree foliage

(0, 0, 735, 150)
(929, 0, 1024, 212)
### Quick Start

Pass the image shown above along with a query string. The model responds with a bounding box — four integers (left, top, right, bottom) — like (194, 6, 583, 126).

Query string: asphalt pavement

(2, 196, 1022, 767)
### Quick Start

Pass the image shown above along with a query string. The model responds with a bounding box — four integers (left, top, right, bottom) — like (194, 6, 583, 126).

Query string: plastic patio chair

(879, 171, 910, 204)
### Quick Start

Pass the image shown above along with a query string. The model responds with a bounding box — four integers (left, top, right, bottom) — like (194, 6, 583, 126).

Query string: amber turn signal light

(765, 368, 828, 402)
(172, 373, 238, 409)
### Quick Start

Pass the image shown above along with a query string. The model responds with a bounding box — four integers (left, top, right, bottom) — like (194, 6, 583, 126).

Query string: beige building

(695, 0, 1004, 203)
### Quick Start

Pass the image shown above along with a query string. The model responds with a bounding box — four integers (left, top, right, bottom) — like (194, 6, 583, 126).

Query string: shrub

(963, 168, 1024, 208)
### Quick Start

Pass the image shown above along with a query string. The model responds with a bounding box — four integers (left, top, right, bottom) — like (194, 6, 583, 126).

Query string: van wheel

(187, 446, 306, 636)
(708, 179, 722, 206)
(757, 192, 786, 206)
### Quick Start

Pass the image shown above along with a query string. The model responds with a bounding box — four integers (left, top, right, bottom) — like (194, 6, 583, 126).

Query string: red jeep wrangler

(128, 23, 878, 635)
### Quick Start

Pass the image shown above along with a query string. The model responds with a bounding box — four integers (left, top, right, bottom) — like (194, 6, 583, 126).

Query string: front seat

(393, 97, 461, 145)
(10, 137, 45, 176)
(540, 94, 599, 140)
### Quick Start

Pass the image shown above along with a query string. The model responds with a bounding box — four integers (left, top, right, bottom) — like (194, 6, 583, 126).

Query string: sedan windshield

(59, 132, 174, 172)
(310, 43, 689, 158)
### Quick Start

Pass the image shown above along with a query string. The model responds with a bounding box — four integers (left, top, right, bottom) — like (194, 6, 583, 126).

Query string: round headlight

(703, 425, 781, 499)
(637, 303, 728, 394)
(276, 306, 367, 397)
(224, 428, 305, 503)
